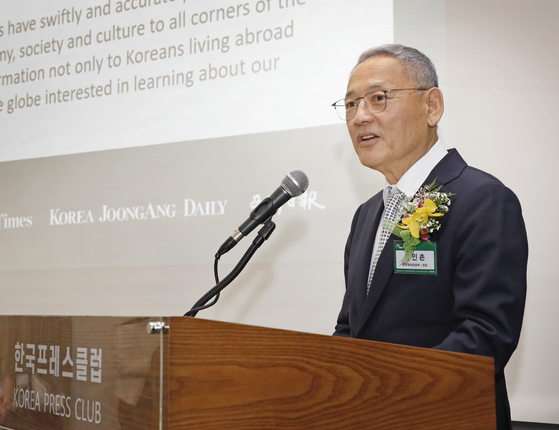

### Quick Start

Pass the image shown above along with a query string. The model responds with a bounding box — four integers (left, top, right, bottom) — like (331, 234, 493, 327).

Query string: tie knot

(385, 186, 402, 205)
(388, 185, 401, 196)
(385, 187, 403, 221)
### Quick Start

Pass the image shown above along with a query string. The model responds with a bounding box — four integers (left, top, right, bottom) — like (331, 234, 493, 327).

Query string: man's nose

(352, 100, 374, 124)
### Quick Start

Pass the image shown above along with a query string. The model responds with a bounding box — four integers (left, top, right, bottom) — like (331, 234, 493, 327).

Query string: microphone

(216, 170, 309, 257)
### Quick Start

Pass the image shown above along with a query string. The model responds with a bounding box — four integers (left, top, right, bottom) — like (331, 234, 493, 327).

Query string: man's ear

(426, 88, 444, 127)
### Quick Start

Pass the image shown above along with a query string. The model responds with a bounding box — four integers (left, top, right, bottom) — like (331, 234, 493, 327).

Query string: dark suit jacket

(334, 149, 528, 430)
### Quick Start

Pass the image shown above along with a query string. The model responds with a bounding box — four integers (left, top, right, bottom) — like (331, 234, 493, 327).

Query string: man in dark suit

(332, 44, 528, 430)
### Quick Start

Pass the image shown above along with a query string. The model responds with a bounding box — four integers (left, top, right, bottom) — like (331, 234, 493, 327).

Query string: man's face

(346, 55, 437, 183)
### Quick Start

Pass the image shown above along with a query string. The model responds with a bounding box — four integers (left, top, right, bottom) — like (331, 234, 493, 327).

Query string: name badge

(394, 242, 437, 275)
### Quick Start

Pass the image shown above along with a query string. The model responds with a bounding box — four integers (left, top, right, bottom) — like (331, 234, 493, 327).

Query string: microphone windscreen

(282, 170, 309, 197)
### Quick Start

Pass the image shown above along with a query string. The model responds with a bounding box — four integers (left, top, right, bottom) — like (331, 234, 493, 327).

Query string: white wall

(395, 0, 559, 423)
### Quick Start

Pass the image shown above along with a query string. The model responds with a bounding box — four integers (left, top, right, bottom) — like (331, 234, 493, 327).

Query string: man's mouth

(360, 134, 378, 142)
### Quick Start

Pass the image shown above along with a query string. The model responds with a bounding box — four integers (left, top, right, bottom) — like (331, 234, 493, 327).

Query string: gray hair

(355, 44, 438, 88)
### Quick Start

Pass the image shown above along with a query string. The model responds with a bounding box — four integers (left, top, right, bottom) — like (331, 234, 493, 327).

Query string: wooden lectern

(0, 316, 496, 429)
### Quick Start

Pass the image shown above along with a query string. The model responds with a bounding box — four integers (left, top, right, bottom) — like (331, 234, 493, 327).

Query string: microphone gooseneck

(185, 170, 309, 317)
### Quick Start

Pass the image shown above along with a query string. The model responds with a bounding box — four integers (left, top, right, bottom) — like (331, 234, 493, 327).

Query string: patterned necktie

(366, 187, 403, 295)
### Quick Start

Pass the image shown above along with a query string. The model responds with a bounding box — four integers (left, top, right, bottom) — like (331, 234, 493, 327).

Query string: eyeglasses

(331, 88, 428, 121)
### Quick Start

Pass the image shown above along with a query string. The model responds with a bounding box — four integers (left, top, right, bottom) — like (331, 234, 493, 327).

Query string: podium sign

(0, 316, 496, 429)
(0, 316, 167, 430)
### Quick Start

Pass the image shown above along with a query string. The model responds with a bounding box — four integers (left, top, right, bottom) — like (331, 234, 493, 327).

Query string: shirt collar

(383, 140, 448, 204)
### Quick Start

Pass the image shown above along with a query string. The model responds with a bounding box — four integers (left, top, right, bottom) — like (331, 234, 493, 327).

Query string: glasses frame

(331, 88, 429, 121)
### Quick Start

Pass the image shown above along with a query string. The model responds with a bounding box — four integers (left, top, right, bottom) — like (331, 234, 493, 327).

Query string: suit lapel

(357, 233, 395, 334)
(353, 197, 384, 319)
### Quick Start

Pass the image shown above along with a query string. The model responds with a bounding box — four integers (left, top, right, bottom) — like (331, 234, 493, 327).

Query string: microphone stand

(184, 219, 276, 317)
